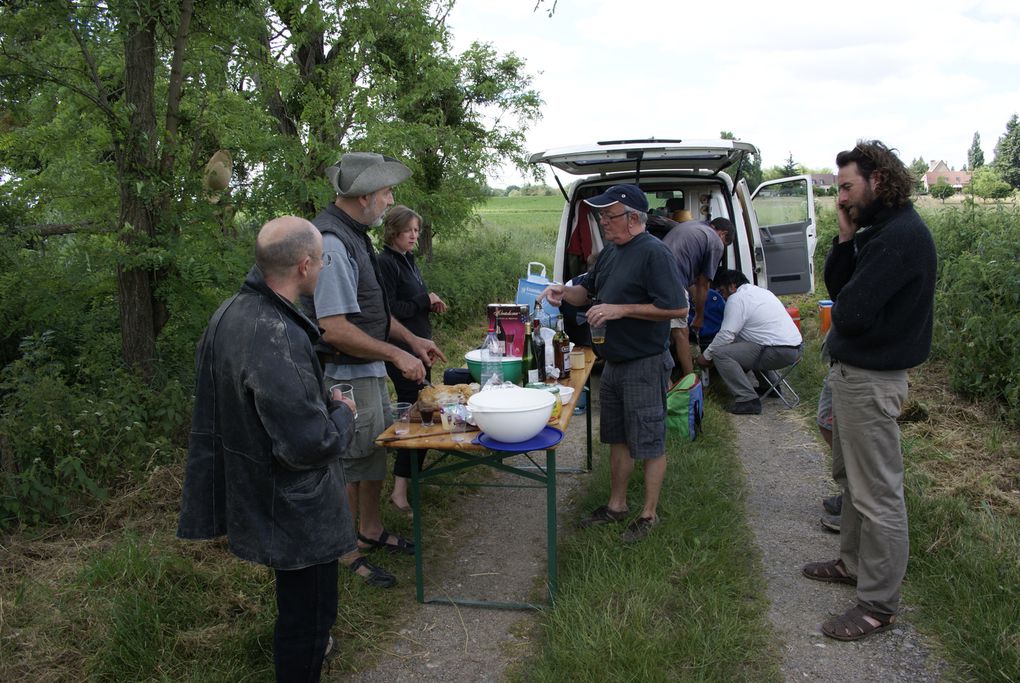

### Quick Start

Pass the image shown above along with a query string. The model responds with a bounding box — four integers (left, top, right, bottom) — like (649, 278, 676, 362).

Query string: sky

(446, 0, 1020, 188)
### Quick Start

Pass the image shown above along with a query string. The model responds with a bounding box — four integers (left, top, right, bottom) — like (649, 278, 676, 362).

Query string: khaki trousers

(828, 361, 909, 617)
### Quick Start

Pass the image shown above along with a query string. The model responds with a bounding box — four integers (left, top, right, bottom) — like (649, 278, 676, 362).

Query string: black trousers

(273, 560, 337, 683)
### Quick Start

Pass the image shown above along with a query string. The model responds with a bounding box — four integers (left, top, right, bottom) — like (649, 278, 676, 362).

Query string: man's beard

(853, 196, 883, 227)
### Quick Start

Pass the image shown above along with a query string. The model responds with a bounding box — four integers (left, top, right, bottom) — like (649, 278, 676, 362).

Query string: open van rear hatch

(528, 139, 759, 176)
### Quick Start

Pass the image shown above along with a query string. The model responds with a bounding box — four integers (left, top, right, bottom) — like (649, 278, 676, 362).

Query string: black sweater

(824, 204, 936, 371)
(378, 245, 432, 351)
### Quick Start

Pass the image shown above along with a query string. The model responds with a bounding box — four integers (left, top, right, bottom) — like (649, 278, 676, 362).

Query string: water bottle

(481, 323, 503, 388)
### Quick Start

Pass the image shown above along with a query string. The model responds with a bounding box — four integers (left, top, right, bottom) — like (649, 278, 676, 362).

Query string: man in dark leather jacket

(178, 216, 379, 680)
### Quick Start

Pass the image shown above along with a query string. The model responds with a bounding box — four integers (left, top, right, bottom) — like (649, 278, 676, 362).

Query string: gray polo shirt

(313, 233, 387, 379)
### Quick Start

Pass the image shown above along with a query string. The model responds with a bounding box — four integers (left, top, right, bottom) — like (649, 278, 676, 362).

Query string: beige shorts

(324, 375, 391, 482)
(670, 317, 688, 330)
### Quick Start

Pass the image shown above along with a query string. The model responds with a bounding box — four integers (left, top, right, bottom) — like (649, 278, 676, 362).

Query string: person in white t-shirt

(695, 269, 802, 415)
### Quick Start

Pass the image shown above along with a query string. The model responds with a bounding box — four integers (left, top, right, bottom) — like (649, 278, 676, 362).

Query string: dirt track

(337, 392, 951, 682)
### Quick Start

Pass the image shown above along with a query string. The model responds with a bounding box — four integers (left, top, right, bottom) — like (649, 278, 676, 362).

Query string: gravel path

(734, 403, 950, 682)
(340, 399, 594, 683)
(338, 391, 952, 682)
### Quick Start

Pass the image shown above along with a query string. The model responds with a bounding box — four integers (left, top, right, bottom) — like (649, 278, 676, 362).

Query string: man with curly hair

(801, 140, 936, 641)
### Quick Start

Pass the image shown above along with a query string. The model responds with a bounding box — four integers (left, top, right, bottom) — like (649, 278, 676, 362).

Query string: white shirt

(703, 284, 802, 361)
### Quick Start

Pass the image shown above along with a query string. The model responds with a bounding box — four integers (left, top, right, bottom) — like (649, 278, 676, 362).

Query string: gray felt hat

(325, 152, 412, 198)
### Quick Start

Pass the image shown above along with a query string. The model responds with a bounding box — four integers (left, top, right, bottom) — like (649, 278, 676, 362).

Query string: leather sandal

(578, 505, 628, 528)
(344, 555, 396, 588)
(822, 605, 896, 641)
(802, 558, 857, 585)
(358, 529, 415, 555)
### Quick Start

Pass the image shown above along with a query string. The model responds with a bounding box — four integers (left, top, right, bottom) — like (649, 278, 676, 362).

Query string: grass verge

(511, 404, 781, 682)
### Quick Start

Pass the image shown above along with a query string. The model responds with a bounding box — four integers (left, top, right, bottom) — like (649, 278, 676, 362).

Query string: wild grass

(511, 412, 780, 682)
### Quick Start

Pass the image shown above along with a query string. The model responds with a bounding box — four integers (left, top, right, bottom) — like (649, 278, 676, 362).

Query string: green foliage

(910, 156, 930, 192)
(0, 332, 190, 529)
(993, 113, 1020, 189)
(781, 152, 798, 176)
(968, 166, 1013, 200)
(930, 178, 955, 201)
(1, 0, 542, 371)
(926, 204, 1020, 423)
(968, 131, 985, 169)
(424, 226, 528, 334)
(814, 202, 1020, 426)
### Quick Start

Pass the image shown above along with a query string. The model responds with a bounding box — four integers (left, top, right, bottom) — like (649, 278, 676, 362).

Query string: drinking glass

(418, 403, 437, 427)
(329, 383, 357, 419)
(392, 401, 412, 435)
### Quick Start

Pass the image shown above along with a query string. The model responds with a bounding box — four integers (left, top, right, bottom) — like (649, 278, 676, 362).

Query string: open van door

(750, 175, 817, 295)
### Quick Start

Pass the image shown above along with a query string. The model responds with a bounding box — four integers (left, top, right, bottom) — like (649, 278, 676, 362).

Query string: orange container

(818, 300, 833, 335)
(785, 304, 801, 331)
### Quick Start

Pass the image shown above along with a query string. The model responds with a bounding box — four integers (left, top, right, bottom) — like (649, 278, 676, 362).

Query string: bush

(811, 202, 1020, 425)
(0, 333, 190, 530)
(925, 204, 1020, 423)
(930, 179, 955, 202)
(423, 224, 527, 335)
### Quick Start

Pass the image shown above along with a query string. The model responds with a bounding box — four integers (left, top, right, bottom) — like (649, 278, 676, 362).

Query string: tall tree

(909, 157, 929, 192)
(1, 0, 197, 376)
(781, 153, 798, 177)
(993, 114, 1020, 189)
(1, 0, 541, 374)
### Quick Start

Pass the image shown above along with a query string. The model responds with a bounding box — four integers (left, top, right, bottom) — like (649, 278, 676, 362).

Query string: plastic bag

(515, 262, 558, 327)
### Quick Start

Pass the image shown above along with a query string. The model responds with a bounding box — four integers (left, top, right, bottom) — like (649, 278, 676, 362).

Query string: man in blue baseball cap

(538, 184, 687, 543)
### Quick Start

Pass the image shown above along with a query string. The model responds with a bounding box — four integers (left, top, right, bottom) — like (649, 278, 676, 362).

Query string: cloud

(449, 0, 1020, 182)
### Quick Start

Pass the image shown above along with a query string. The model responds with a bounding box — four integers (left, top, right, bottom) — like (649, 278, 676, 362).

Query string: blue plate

(473, 426, 564, 452)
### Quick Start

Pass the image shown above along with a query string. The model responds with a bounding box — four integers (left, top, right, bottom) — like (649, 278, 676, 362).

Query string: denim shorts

(599, 350, 672, 459)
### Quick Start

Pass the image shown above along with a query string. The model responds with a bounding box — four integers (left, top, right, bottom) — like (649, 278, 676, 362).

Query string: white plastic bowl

(467, 387, 555, 443)
(557, 385, 575, 405)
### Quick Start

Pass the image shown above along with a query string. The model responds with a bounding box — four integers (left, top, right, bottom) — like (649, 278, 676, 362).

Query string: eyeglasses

(597, 210, 628, 224)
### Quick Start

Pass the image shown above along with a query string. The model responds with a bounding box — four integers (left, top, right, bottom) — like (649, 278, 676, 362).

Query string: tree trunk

(418, 219, 434, 261)
(116, 8, 159, 377)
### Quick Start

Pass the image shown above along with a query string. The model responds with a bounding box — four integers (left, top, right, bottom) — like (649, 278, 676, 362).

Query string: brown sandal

(801, 559, 857, 585)
(822, 605, 896, 641)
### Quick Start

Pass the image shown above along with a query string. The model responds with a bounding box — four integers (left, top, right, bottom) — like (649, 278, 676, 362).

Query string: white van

(529, 138, 817, 295)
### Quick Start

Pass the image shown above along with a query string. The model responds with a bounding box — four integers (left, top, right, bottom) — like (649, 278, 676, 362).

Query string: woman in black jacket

(378, 205, 447, 512)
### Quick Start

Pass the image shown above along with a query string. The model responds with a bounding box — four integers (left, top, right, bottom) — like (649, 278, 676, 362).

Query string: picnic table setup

(374, 345, 596, 611)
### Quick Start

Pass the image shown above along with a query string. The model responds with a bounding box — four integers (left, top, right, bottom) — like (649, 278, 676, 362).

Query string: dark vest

(303, 204, 391, 365)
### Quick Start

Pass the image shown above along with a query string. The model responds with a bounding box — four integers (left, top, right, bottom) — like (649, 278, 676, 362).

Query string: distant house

(810, 174, 836, 190)
(923, 160, 971, 191)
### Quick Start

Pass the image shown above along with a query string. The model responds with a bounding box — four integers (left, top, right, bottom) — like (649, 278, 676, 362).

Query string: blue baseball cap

(583, 184, 648, 213)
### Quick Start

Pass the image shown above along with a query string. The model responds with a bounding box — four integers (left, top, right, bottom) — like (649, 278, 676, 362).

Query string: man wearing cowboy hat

(304, 152, 446, 585)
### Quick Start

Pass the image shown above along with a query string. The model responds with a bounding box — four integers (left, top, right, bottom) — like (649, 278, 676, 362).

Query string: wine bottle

(531, 317, 546, 382)
(553, 315, 570, 380)
(520, 325, 533, 386)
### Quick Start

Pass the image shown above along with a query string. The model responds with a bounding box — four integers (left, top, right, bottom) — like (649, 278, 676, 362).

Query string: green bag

(666, 373, 704, 441)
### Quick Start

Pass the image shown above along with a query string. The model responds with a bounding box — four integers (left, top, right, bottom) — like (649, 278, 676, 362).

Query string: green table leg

(585, 377, 593, 471)
(411, 452, 424, 604)
(547, 447, 557, 606)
